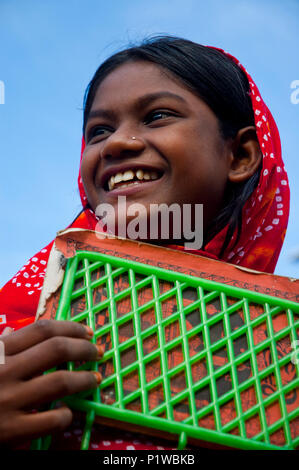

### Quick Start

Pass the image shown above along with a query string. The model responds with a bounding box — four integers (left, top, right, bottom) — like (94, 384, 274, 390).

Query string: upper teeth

(108, 169, 159, 190)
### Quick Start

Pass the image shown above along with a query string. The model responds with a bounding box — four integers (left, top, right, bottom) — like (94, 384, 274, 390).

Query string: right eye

(87, 126, 113, 142)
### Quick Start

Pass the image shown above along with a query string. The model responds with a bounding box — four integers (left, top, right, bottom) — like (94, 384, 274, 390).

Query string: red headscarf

(0, 48, 290, 333)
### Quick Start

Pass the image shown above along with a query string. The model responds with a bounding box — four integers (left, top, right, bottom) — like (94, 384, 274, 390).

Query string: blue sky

(0, 0, 298, 286)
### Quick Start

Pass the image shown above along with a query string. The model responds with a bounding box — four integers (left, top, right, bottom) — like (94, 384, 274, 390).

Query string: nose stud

(131, 136, 136, 140)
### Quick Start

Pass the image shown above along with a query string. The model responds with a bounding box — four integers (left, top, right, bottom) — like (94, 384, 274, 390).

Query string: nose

(101, 127, 145, 160)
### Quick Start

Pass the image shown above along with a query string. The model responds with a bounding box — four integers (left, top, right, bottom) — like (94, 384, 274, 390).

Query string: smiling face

(81, 60, 233, 241)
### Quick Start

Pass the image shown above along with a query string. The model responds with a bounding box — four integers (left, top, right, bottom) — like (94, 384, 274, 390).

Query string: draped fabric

(0, 48, 290, 450)
(77, 47, 290, 274)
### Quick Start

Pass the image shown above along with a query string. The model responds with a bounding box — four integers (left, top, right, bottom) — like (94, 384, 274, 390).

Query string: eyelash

(143, 109, 174, 124)
(87, 109, 176, 142)
(88, 126, 112, 140)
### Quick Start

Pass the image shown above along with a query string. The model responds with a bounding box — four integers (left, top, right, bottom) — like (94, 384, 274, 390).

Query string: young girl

(0, 36, 290, 449)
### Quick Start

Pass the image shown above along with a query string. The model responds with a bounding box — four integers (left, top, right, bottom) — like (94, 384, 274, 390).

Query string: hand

(0, 319, 102, 446)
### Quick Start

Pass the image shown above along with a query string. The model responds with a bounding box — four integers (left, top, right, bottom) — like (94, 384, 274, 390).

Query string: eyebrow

(86, 91, 188, 122)
(135, 91, 188, 109)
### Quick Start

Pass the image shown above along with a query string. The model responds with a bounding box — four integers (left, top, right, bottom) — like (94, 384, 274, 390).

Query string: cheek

(80, 148, 99, 188)
(170, 139, 228, 207)
(79, 152, 99, 210)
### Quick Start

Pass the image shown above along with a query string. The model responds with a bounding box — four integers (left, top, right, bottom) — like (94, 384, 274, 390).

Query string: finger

(13, 336, 103, 379)
(14, 370, 102, 409)
(2, 319, 94, 355)
(1, 407, 73, 443)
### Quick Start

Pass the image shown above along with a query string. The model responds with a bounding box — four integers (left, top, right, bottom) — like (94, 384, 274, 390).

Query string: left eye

(144, 110, 172, 124)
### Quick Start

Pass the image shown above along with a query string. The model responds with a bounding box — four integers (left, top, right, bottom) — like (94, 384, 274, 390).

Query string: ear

(228, 126, 262, 183)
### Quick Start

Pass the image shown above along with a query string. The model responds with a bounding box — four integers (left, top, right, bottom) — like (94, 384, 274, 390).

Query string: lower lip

(104, 176, 164, 197)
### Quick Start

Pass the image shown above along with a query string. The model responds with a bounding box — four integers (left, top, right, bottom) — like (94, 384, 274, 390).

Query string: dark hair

(82, 35, 261, 256)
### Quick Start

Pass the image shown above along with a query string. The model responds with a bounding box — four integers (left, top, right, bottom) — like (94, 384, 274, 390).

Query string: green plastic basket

(34, 250, 299, 450)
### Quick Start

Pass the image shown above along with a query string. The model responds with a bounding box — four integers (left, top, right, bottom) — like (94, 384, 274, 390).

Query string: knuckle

(52, 371, 73, 395)
(0, 387, 15, 409)
(0, 359, 16, 380)
(70, 321, 86, 335)
(35, 319, 54, 339)
(48, 337, 70, 361)
(84, 371, 98, 388)
(50, 370, 95, 397)
(87, 342, 98, 359)
(48, 408, 72, 431)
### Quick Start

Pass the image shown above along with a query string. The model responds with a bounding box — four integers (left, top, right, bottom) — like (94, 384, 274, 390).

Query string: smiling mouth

(104, 168, 163, 192)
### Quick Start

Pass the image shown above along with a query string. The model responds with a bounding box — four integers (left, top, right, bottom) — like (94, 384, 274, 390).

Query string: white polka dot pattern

(7, 245, 51, 299)
(202, 47, 290, 273)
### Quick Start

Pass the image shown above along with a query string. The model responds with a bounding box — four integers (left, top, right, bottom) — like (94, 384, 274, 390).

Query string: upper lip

(100, 161, 166, 189)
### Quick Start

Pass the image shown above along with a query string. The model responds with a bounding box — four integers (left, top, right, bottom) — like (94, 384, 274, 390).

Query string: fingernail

(95, 344, 104, 359)
(92, 371, 102, 385)
(85, 326, 94, 338)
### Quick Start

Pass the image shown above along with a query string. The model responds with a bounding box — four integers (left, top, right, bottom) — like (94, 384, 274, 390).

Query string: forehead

(91, 61, 195, 108)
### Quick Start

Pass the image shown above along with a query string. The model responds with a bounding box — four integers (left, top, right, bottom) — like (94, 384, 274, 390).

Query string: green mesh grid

(35, 250, 299, 450)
